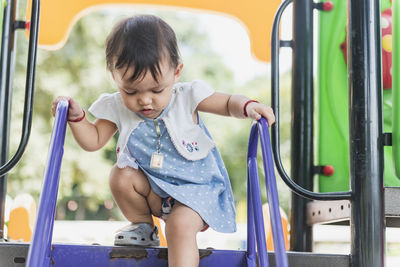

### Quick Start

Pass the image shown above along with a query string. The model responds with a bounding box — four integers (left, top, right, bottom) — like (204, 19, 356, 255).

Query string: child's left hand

(245, 102, 276, 126)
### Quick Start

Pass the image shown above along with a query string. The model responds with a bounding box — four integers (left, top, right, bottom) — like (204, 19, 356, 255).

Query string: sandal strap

(151, 226, 159, 241)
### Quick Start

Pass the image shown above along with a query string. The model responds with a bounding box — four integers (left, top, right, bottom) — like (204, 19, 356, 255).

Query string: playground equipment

(246, 118, 288, 267)
(7, 194, 36, 242)
(0, 0, 398, 266)
(262, 203, 289, 251)
(24, 101, 289, 266)
(318, 0, 396, 192)
(25, 0, 281, 61)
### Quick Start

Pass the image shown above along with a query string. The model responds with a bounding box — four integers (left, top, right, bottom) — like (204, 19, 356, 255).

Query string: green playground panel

(393, 0, 400, 178)
(317, 0, 399, 192)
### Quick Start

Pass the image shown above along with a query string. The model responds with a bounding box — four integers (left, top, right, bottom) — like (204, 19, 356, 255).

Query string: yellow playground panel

(27, 0, 281, 62)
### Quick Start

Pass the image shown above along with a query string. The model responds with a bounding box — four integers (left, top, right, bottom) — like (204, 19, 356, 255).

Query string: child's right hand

(52, 96, 84, 121)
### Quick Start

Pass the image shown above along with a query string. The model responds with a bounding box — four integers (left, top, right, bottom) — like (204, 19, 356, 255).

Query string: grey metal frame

(289, 0, 314, 251)
(348, 0, 385, 265)
(272, 0, 386, 265)
(0, 0, 19, 240)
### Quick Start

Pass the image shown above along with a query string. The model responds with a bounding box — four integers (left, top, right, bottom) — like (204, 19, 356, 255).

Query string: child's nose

(138, 94, 152, 106)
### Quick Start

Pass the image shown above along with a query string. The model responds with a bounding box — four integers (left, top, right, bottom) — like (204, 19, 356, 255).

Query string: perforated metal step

(307, 187, 400, 226)
(0, 242, 350, 267)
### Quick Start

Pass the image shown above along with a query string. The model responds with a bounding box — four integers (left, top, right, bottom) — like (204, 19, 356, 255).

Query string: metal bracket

(383, 132, 392, 146)
(280, 40, 293, 48)
(13, 20, 27, 30)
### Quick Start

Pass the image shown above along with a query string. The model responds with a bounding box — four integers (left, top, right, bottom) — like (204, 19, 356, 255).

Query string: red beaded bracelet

(243, 100, 259, 117)
(68, 110, 85, 122)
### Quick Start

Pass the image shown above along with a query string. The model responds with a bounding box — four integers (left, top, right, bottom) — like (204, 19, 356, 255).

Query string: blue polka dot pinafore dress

(126, 107, 237, 233)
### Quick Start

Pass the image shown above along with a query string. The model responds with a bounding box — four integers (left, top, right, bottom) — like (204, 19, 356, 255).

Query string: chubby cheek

(121, 97, 138, 112)
(153, 98, 164, 109)
(158, 91, 173, 109)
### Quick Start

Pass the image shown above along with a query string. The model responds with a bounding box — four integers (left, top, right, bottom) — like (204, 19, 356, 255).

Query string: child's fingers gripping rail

(244, 99, 276, 126)
(51, 96, 84, 121)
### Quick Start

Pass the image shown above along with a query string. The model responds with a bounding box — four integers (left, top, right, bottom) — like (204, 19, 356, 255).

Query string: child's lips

(141, 109, 154, 116)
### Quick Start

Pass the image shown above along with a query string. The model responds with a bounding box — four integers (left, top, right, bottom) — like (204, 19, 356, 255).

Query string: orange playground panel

(27, 0, 281, 62)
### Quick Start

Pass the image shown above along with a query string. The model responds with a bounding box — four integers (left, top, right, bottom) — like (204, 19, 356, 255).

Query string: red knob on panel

(25, 21, 30, 31)
(322, 1, 334, 11)
(322, 165, 335, 176)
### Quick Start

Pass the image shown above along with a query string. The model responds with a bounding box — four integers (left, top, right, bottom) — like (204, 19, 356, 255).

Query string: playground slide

(318, 0, 398, 192)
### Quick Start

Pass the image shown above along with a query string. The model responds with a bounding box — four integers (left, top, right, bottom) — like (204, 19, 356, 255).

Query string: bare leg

(109, 165, 162, 225)
(165, 202, 205, 267)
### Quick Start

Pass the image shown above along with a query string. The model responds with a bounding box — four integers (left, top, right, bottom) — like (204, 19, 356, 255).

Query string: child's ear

(174, 63, 183, 78)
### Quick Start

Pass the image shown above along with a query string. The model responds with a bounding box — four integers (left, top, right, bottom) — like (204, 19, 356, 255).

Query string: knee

(165, 216, 198, 240)
(109, 165, 150, 196)
(109, 165, 135, 193)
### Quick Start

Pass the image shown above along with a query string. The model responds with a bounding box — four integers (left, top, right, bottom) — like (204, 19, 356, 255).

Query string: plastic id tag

(150, 152, 164, 169)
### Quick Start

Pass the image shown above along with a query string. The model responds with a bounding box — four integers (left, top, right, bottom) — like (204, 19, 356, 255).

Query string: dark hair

(106, 15, 181, 82)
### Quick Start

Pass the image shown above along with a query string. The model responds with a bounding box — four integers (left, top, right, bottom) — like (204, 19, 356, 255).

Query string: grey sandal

(114, 223, 160, 246)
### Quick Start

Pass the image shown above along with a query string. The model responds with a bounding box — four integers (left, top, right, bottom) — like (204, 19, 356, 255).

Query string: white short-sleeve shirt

(88, 80, 216, 168)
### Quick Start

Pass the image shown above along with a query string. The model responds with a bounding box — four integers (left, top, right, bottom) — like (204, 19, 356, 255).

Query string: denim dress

(127, 107, 237, 233)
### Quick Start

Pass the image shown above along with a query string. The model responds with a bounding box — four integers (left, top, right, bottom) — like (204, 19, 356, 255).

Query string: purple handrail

(26, 100, 69, 267)
(24, 103, 285, 267)
(247, 118, 288, 267)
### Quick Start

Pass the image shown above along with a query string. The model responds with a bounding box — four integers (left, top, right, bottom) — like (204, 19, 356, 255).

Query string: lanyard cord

(153, 119, 162, 153)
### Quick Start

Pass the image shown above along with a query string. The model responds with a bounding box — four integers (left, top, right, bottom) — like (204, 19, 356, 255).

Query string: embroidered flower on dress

(182, 140, 199, 153)
(186, 143, 194, 152)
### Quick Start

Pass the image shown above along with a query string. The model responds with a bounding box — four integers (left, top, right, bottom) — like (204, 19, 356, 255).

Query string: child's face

(112, 59, 183, 119)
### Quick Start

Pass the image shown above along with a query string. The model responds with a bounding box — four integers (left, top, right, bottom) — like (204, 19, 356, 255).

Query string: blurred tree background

(7, 3, 292, 222)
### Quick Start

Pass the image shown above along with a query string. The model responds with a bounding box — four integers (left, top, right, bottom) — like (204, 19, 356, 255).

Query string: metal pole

(290, 0, 314, 251)
(348, 0, 385, 266)
(0, 0, 18, 240)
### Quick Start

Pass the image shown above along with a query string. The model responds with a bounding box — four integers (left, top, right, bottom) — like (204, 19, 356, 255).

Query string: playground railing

(271, 0, 351, 200)
(246, 117, 288, 267)
(0, 0, 40, 176)
(26, 100, 68, 267)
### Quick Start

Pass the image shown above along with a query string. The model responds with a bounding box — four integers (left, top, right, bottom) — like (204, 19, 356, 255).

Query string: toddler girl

(52, 14, 275, 267)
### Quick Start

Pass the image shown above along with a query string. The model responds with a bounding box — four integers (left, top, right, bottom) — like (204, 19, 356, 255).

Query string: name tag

(150, 152, 164, 169)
